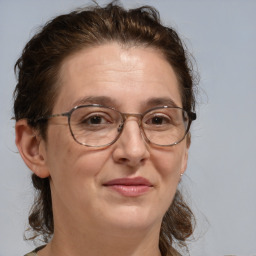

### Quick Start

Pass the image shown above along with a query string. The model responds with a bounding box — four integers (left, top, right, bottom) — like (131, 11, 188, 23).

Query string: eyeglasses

(36, 104, 196, 147)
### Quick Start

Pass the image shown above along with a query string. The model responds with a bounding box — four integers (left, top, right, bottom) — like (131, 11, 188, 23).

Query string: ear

(15, 119, 50, 178)
(180, 139, 189, 176)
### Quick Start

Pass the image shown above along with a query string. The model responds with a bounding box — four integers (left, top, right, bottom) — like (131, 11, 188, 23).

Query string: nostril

(119, 157, 128, 164)
(117, 156, 146, 166)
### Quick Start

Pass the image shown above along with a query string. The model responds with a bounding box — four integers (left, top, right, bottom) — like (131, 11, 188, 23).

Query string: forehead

(54, 43, 182, 112)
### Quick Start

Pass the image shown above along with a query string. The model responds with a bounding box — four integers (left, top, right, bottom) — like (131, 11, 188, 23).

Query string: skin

(16, 43, 189, 256)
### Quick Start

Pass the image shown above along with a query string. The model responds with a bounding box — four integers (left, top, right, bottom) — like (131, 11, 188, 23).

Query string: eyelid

(144, 111, 170, 119)
(144, 112, 172, 120)
(142, 105, 176, 115)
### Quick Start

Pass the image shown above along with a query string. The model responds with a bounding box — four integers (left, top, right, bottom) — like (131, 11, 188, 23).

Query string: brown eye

(150, 116, 167, 125)
(145, 114, 172, 126)
(85, 115, 108, 125)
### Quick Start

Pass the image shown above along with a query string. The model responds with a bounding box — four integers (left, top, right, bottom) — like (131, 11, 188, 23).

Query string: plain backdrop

(0, 0, 256, 255)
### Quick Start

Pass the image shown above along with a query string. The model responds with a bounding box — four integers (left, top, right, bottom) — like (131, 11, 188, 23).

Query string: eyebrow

(144, 97, 179, 108)
(70, 96, 120, 109)
(69, 96, 179, 110)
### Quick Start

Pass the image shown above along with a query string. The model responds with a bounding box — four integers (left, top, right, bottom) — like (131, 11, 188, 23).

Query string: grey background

(0, 0, 255, 255)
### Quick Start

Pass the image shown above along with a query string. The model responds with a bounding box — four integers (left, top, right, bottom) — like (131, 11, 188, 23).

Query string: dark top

(24, 245, 46, 256)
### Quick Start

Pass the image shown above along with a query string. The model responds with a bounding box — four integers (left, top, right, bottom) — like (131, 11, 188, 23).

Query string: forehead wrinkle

(55, 44, 182, 113)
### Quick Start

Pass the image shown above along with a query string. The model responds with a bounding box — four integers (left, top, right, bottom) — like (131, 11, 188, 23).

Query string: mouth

(103, 177, 153, 197)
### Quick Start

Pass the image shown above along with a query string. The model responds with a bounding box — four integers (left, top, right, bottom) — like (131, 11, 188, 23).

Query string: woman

(14, 2, 197, 256)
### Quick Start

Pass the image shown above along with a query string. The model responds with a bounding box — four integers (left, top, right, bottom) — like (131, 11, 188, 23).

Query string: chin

(102, 205, 162, 232)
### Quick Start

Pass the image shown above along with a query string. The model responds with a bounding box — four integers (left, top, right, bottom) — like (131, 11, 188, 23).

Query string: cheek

(72, 149, 111, 178)
(151, 147, 186, 178)
(46, 127, 72, 169)
(150, 148, 187, 215)
(46, 125, 111, 180)
(46, 128, 113, 201)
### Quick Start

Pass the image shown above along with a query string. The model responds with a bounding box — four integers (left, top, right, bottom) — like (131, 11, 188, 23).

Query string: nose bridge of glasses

(122, 113, 143, 126)
(118, 112, 149, 145)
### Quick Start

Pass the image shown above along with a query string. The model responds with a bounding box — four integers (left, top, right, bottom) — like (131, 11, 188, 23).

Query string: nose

(112, 118, 150, 167)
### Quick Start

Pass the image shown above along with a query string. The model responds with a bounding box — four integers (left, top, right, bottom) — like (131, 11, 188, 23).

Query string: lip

(103, 177, 153, 197)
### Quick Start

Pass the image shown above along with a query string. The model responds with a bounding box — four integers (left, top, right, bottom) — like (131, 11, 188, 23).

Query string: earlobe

(15, 119, 50, 178)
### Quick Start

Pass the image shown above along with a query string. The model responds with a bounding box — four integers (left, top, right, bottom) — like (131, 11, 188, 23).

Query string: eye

(150, 116, 168, 125)
(145, 114, 172, 126)
(88, 116, 102, 124)
(80, 113, 111, 125)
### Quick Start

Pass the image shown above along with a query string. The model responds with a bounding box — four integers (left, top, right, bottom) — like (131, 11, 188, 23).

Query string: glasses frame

(36, 104, 196, 148)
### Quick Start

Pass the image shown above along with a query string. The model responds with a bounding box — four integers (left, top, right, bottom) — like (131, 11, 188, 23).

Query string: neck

(41, 224, 162, 256)
(41, 186, 164, 256)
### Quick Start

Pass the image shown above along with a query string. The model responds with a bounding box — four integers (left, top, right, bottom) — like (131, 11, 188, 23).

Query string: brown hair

(14, 2, 196, 255)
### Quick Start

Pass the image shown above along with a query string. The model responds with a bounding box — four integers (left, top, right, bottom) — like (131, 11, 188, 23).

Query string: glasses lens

(70, 106, 122, 147)
(142, 107, 189, 146)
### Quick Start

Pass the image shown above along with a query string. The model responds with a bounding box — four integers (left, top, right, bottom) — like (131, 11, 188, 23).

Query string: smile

(103, 177, 153, 197)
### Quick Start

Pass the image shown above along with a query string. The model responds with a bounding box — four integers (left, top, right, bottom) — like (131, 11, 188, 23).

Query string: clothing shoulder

(24, 252, 36, 256)
(24, 245, 46, 256)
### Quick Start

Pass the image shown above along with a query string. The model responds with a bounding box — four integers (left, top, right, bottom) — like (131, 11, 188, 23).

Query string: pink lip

(103, 177, 153, 197)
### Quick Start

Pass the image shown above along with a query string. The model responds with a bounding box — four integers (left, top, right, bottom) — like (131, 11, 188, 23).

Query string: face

(40, 43, 189, 235)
